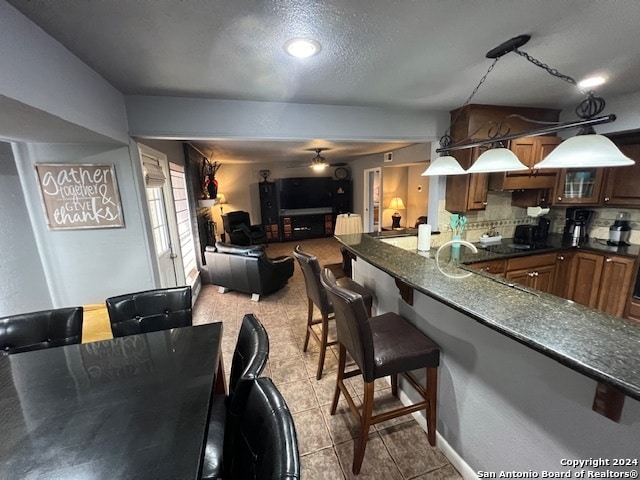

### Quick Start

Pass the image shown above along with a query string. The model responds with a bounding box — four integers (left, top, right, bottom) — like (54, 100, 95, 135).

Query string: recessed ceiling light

(284, 38, 321, 58)
(578, 76, 606, 89)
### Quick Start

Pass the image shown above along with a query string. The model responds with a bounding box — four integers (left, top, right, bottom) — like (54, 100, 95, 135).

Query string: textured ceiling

(8, 0, 640, 162)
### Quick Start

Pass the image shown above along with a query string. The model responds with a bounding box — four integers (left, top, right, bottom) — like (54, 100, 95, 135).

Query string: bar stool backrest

(293, 245, 331, 314)
(320, 268, 375, 382)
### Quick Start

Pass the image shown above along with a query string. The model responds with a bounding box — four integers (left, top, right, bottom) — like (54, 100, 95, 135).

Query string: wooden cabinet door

(505, 268, 534, 287)
(553, 168, 604, 205)
(532, 264, 557, 293)
(445, 146, 489, 212)
(467, 259, 507, 276)
(552, 250, 575, 299)
(597, 254, 636, 316)
(601, 144, 640, 206)
(569, 251, 604, 308)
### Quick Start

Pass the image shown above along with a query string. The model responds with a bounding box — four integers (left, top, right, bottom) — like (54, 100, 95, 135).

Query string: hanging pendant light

(434, 35, 634, 170)
(467, 142, 528, 173)
(310, 148, 328, 171)
(534, 126, 634, 169)
(422, 155, 467, 176)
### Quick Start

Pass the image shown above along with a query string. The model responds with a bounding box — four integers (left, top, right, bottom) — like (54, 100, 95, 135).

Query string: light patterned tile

(334, 433, 403, 480)
(277, 378, 319, 413)
(412, 464, 464, 480)
(291, 407, 333, 456)
(301, 447, 346, 480)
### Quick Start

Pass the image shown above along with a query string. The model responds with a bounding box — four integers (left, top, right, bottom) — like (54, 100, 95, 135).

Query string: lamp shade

(533, 134, 635, 169)
(422, 155, 467, 176)
(215, 193, 227, 204)
(388, 197, 406, 210)
(334, 213, 363, 235)
(466, 147, 528, 173)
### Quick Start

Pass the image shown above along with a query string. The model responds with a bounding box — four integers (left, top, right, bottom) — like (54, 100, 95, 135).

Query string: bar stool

(320, 268, 440, 475)
(293, 245, 373, 380)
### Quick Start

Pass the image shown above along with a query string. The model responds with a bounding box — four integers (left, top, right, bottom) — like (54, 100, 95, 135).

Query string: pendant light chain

(440, 57, 500, 148)
(513, 48, 577, 86)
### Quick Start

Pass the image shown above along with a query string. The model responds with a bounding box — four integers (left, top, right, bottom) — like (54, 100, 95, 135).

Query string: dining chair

(223, 377, 300, 480)
(105, 286, 192, 337)
(320, 268, 441, 475)
(201, 313, 269, 480)
(0, 306, 83, 355)
(293, 245, 373, 379)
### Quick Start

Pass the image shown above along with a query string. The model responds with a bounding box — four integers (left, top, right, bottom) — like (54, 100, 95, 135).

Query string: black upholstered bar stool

(320, 268, 440, 475)
(293, 245, 373, 380)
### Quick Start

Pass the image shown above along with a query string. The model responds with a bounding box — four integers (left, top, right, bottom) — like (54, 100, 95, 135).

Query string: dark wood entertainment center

(258, 177, 352, 242)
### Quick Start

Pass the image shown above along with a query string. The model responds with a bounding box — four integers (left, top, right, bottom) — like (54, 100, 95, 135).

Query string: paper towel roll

(418, 224, 431, 251)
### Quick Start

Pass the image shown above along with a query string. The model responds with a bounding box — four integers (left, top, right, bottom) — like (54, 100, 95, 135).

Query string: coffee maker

(563, 208, 594, 246)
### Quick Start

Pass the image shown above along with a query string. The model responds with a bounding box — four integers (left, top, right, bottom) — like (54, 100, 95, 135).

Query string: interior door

(363, 167, 381, 233)
(139, 144, 185, 288)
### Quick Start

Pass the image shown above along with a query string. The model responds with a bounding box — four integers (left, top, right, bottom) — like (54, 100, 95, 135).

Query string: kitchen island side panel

(353, 258, 640, 475)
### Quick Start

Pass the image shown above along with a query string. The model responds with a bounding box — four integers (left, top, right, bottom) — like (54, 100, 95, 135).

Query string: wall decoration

(35, 163, 124, 230)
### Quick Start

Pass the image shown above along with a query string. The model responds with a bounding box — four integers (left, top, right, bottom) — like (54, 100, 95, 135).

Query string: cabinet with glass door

(552, 168, 604, 205)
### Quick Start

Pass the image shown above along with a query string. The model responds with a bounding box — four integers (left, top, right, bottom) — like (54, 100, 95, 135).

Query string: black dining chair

(201, 313, 269, 480)
(0, 306, 83, 355)
(293, 245, 373, 379)
(320, 268, 441, 475)
(223, 377, 300, 480)
(105, 286, 192, 337)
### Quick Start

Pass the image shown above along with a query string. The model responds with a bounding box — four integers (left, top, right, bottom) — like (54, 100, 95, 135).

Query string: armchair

(222, 211, 267, 246)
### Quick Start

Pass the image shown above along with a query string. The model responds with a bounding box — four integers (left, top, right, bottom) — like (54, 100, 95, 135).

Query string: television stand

(281, 210, 333, 241)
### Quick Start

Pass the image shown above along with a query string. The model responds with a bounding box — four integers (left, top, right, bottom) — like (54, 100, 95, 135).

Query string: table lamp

(388, 197, 405, 229)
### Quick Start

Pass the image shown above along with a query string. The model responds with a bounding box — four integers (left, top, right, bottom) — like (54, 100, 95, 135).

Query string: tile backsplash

(436, 192, 640, 246)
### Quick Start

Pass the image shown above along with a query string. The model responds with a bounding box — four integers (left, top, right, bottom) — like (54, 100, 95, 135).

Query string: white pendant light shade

(421, 155, 467, 176)
(533, 134, 635, 169)
(466, 147, 528, 173)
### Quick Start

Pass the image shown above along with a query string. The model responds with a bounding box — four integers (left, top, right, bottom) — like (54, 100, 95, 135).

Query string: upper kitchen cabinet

(445, 105, 560, 213)
(489, 136, 560, 191)
(601, 133, 640, 207)
(552, 168, 604, 205)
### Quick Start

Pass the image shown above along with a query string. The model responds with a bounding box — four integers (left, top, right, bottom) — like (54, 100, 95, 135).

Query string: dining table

(0, 322, 224, 479)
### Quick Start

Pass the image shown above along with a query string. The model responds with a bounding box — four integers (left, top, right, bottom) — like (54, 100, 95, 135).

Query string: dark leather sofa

(0, 306, 83, 355)
(205, 242, 294, 301)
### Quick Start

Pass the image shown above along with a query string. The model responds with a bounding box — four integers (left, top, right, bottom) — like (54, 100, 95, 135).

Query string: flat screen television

(277, 177, 333, 210)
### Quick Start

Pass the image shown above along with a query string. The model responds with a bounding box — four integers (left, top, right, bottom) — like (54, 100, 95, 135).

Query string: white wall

(354, 258, 640, 475)
(0, 142, 51, 316)
(12, 142, 156, 307)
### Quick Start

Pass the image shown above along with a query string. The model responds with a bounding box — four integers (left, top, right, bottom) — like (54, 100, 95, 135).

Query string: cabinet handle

(606, 257, 613, 263)
(604, 197, 610, 202)
(528, 272, 534, 277)
(558, 255, 565, 261)
(557, 196, 562, 201)
(483, 202, 488, 206)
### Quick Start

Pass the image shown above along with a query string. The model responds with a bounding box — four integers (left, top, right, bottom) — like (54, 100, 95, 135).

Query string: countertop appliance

(563, 208, 594, 246)
(514, 217, 550, 248)
(608, 211, 631, 246)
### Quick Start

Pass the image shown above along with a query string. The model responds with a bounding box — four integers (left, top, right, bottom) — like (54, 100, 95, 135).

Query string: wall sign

(35, 163, 124, 230)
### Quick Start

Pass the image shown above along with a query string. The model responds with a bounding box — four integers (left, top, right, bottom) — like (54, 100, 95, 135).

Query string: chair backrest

(320, 268, 376, 382)
(293, 245, 331, 315)
(0, 307, 83, 354)
(229, 314, 269, 395)
(223, 211, 251, 231)
(105, 286, 192, 338)
(225, 377, 300, 480)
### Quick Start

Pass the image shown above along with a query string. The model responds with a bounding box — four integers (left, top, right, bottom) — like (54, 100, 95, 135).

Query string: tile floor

(193, 237, 462, 479)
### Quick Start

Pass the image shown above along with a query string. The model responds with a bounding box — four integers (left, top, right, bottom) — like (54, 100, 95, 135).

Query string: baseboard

(396, 388, 478, 480)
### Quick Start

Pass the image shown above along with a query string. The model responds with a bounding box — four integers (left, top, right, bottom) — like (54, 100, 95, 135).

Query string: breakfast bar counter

(336, 232, 640, 474)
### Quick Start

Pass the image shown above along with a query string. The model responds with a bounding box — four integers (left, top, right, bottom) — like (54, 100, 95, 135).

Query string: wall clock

(335, 167, 349, 180)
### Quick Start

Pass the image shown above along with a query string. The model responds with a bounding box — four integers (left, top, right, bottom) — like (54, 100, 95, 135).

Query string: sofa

(205, 242, 294, 301)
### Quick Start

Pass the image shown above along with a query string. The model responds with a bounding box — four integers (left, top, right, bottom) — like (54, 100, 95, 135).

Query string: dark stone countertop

(336, 232, 640, 401)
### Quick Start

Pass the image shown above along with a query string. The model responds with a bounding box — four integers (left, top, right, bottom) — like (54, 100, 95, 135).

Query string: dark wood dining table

(0, 322, 224, 479)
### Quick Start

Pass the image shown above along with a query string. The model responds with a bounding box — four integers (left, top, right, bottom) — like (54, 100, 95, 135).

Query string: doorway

(363, 167, 381, 233)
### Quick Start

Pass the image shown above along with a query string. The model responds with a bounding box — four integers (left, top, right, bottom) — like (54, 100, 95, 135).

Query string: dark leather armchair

(205, 242, 294, 301)
(222, 211, 267, 246)
(105, 286, 192, 338)
(202, 314, 269, 480)
(0, 307, 83, 355)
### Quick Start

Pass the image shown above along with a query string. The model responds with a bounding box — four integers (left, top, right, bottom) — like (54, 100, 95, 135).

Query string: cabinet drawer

(467, 259, 507, 275)
(628, 299, 640, 322)
(507, 253, 557, 271)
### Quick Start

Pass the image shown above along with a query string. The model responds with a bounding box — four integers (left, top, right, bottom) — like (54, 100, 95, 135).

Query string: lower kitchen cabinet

(567, 250, 635, 317)
(466, 258, 506, 276)
(505, 253, 557, 294)
(551, 250, 576, 299)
